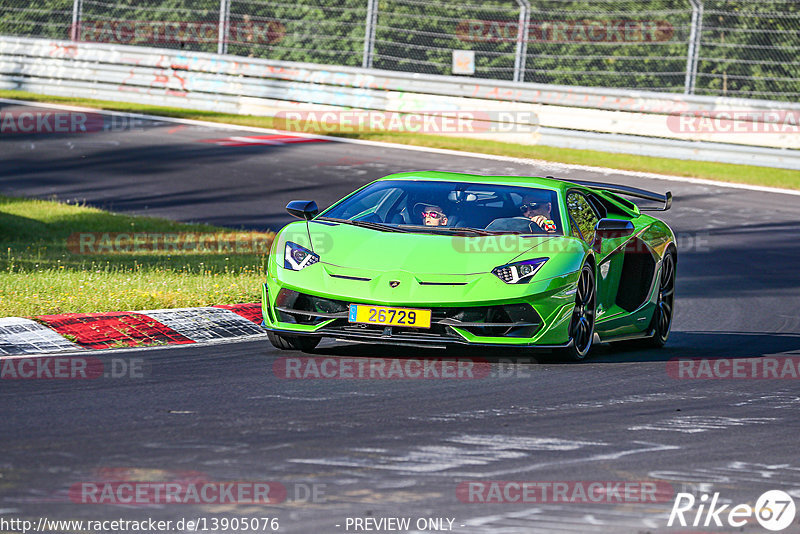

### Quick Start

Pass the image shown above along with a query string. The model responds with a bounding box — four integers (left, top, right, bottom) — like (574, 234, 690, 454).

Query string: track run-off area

(1, 101, 800, 533)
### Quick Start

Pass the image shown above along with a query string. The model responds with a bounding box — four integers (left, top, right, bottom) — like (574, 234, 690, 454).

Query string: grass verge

(0, 195, 272, 317)
(1, 89, 798, 190)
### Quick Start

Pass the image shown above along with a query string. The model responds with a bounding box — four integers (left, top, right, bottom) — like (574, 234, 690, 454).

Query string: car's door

(566, 190, 624, 323)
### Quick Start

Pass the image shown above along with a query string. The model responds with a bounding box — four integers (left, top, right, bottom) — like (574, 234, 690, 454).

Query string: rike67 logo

(668, 490, 796, 531)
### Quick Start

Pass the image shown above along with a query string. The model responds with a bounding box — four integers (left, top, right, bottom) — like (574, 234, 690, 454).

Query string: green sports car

(261, 171, 676, 360)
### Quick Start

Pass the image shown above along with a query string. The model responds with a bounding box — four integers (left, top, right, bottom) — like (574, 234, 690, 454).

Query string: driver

(421, 205, 448, 227)
(520, 194, 556, 233)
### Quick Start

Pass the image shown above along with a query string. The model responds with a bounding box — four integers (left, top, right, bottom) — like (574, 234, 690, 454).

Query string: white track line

(2, 97, 799, 197)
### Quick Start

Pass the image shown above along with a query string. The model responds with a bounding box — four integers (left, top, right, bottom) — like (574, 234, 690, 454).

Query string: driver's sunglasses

(422, 211, 444, 219)
(520, 202, 541, 212)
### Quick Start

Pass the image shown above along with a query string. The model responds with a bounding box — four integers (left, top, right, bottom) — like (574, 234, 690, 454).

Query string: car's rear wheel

(645, 250, 676, 348)
(267, 331, 321, 352)
(560, 262, 596, 362)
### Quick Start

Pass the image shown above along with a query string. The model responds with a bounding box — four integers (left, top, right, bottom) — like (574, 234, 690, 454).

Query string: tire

(643, 249, 677, 348)
(267, 331, 321, 352)
(559, 261, 597, 362)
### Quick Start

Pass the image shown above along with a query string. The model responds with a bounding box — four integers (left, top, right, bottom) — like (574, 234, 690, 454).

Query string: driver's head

(422, 205, 448, 226)
(520, 193, 552, 219)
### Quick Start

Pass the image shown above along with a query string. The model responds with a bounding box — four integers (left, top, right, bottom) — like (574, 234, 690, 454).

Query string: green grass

(0, 195, 272, 317)
(2, 89, 798, 190)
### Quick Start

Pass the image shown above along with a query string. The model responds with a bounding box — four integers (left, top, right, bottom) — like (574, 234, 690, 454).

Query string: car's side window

(587, 194, 608, 219)
(567, 191, 600, 243)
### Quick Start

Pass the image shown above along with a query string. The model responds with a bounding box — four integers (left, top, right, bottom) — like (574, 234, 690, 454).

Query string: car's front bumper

(260, 266, 580, 348)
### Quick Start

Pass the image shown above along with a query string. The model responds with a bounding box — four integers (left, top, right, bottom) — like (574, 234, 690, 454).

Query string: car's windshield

(319, 180, 563, 235)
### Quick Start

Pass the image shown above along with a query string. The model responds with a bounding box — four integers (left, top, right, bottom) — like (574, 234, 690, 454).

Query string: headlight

(284, 242, 319, 271)
(492, 258, 548, 284)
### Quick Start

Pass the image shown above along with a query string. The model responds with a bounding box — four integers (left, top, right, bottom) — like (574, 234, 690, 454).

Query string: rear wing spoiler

(558, 178, 672, 211)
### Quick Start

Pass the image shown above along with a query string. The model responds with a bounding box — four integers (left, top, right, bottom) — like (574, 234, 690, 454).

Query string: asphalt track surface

(2, 102, 800, 533)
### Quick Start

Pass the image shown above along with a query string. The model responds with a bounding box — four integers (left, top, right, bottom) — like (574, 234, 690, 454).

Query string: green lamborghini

(261, 171, 676, 360)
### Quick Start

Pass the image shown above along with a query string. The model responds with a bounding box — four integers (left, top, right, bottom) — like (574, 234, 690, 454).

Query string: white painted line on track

(452, 441, 681, 478)
(226, 136, 284, 145)
(3, 97, 799, 197)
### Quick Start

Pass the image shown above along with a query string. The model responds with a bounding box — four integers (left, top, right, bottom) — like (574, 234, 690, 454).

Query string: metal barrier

(1, 36, 798, 170)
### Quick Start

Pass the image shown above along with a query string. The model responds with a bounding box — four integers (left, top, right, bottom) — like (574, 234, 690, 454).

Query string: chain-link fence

(0, 0, 797, 101)
(696, 1, 800, 100)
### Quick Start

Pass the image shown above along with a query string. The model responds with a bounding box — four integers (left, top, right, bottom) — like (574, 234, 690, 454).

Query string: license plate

(348, 304, 432, 329)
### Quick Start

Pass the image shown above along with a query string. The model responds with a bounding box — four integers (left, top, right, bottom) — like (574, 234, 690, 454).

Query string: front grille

(323, 322, 458, 340)
(273, 289, 542, 339)
(320, 319, 460, 343)
(431, 303, 541, 338)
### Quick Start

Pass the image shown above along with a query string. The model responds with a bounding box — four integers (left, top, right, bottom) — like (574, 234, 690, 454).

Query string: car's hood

(280, 221, 567, 275)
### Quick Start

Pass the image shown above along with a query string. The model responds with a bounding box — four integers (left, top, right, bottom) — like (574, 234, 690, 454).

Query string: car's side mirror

(593, 218, 634, 252)
(286, 200, 319, 220)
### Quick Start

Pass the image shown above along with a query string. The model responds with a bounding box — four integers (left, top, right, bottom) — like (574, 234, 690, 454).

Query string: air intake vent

(329, 274, 372, 282)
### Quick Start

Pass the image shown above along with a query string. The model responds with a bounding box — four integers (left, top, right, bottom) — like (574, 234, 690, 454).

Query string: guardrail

(1, 36, 798, 170)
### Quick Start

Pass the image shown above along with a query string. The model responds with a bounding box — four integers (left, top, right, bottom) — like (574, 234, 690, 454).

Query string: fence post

(513, 0, 530, 83)
(218, 0, 230, 55)
(684, 0, 703, 94)
(363, 0, 378, 69)
(70, 0, 83, 41)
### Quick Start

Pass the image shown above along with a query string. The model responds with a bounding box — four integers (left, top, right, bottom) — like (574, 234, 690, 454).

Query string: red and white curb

(197, 134, 329, 147)
(0, 303, 264, 356)
(0, 317, 83, 355)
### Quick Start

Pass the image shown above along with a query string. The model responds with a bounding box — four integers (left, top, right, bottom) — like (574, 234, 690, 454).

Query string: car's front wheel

(267, 331, 321, 352)
(560, 262, 596, 362)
